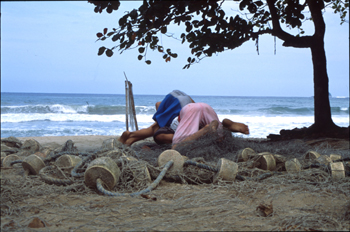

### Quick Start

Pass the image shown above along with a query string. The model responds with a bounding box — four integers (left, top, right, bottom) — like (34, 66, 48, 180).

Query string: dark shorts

(153, 126, 175, 145)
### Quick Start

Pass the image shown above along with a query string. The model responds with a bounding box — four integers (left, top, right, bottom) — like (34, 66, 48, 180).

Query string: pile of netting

(1, 131, 349, 231)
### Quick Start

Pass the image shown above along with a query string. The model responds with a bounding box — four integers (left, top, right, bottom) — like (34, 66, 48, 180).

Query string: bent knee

(154, 133, 173, 144)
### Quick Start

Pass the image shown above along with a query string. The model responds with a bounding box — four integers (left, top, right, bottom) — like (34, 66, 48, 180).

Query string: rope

(71, 154, 96, 177)
(69, 148, 112, 177)
(44, 147, 112, 164)
(44, 150, 92, 164)
(184, 160, 219, 172)
(10, 160, 23, 166)
(302, 163, 330, 173)
(236, 171, 283, 181)
(96, 160, 174, 197)
(39, 166, 74, 185)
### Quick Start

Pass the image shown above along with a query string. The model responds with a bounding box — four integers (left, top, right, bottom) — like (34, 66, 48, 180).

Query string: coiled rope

(71, 154, 97, 177)
(96, 160, 174, 197)
(10, 160, 23, 166)
(184, 160, 219, 172)
(39, 166, 74, 185)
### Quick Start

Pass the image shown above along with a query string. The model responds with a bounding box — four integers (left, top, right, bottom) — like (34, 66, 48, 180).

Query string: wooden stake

(124, 74, 129, 131)
(128, 81, 139, 130)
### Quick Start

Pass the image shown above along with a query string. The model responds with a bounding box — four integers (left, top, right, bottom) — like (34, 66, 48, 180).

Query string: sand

(16, 135, 120, 151)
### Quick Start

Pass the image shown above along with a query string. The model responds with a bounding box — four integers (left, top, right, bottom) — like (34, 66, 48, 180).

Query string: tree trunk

(309, 37, 337, 132)
(308, 0, 339, 133)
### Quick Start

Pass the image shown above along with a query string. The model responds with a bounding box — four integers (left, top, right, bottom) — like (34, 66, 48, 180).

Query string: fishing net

(1, 133, 349, 231)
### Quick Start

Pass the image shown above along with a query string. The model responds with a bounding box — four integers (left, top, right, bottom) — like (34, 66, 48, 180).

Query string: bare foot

(232, 122, 249, 134)
(222, 119, 250, 135)
(118, 131, 131, 144)
(209, 120, 219, 132)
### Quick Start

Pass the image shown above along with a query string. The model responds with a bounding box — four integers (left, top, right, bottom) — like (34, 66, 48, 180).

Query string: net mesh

(1, 133, 349, 231)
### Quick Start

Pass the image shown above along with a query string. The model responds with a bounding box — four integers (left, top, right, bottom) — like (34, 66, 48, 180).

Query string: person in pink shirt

(172, 103, 249, 149)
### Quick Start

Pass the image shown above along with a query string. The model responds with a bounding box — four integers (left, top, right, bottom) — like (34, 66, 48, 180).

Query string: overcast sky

(1, 1, 349, 97)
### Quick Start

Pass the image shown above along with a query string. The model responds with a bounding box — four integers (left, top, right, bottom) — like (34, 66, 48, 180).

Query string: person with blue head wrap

(119, 90, 194, 145)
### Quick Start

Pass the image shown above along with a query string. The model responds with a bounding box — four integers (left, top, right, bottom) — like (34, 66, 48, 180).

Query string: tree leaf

(96, 32, 103, 38)
(103, 28, 108, 35)
(106, 49, 113, 57)
(106, 49, 114, 57)
(138, 55, 143, 60)
(138, 47, 145, 53)
(165, 57, 171, 62)
(145, 60, 151, 65)
(112, 34, 120, 42)
(98, 47, 106, 56)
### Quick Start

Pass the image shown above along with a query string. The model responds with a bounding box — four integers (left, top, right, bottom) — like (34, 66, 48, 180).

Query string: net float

(304, 151, 321, 160)
(256, 152, 276, 171)
(101, 138, 116, 150)
(22, 154, 46, 175)
(329, 154, 342, 162)
(285, 158, 302, 173)
(2, 154, 21, 168)
(330, 162, 345, 180)
(157, 149, 187, 173)
(237, 148, 256, 162)
(56, 155, 82, 169)
(84, 157, 120, 190)
(21, 139, 41, 154)
(213, 158, 239, 183)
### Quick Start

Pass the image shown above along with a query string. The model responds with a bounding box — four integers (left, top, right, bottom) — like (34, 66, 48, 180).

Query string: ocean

(1, 92, 349, 139)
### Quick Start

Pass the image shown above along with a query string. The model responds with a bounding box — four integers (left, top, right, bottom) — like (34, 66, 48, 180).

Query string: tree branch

(266, 0, 313, 48)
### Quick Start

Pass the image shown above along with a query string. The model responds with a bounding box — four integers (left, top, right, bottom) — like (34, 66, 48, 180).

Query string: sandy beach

(15, 135, 120, 152)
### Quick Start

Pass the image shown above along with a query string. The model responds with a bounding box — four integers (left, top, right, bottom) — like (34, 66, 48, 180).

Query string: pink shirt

(172, 103, 222, 144)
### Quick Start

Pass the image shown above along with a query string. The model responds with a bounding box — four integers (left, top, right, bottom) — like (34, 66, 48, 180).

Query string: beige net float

(285, 158, 302, 173)
(237, 147, 256, 162)
(330, 154, 342, 162)
(256, 152, 276, 171)
(56, 155, 82, 171)
(158, 150, 187, 174)
(330, 162, 346, 180)
(213, 158, 238, 182)
(22, 154, 46, 175)
(19, 139, 41, 156)
(101, 138, 116, 150)
(84, 157, 121, 190)
(304, 150, 321, 160)
(2, 154, 21, 168)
